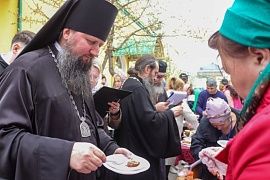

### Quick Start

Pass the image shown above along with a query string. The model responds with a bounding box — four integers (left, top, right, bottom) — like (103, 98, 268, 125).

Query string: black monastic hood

(19, 0, 118, 57)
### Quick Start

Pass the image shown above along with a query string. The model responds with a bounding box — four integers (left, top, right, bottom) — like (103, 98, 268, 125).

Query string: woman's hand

(171, 105, 183, 117)
(199, 147, 227, 180)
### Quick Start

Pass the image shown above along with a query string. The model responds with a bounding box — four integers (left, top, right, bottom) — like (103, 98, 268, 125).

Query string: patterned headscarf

(206, 97, 231, 123)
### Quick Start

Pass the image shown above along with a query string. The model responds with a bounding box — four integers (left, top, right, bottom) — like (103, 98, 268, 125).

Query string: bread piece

(126, 160, 140, 167)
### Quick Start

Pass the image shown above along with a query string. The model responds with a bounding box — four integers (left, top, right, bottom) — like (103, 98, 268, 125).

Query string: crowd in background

(0, 28, 243, 180)
(87, 57, 243, 180)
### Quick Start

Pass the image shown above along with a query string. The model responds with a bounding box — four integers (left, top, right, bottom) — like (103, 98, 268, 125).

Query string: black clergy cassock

(114, 76, 181, 180)
(0, 45, 119, 180)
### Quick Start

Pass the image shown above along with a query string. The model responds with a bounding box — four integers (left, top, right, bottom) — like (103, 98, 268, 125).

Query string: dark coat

(114, 76, 181, 180)
(0, 46, 118, 180)
(0, 55, 8, 75)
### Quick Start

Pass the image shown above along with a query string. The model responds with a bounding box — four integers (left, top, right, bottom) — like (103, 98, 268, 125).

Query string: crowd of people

(0, 0, 270, 180)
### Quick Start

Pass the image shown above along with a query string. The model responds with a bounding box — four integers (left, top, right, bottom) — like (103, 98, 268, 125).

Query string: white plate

(217, 140, 229, 148)
(103, 154, 150, 175)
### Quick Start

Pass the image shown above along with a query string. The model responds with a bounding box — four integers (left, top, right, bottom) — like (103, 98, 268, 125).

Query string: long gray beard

(57, 48, 92, 97)
(144, 78, 164, 105)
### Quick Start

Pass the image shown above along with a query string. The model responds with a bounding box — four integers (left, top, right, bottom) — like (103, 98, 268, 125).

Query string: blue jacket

(196, 90, 227, 120)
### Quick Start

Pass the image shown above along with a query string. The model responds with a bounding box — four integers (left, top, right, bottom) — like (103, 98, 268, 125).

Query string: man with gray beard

(114, 55, 183, 180)
(0, 1, 131, 180)
(149, 60, 171, 180)
(146, 74, 166, 105)
(155, 60, 169, 102)
(138, 60, 168, 111)
(58, 46, 93, 97)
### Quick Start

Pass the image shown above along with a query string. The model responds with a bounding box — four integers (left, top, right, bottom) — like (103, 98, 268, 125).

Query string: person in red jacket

(199, 0, 270, 179)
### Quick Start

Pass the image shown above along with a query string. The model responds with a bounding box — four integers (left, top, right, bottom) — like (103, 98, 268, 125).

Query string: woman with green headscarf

(198, 0, 270, 179)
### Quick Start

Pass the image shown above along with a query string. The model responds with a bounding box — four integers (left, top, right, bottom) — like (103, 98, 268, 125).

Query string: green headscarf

(218, 0, 270, 130)
(220, 0, 270, 48)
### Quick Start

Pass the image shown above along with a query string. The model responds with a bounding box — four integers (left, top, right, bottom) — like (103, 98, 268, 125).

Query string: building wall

(0, 0, 18, 52)
(0, 0, 63, 52)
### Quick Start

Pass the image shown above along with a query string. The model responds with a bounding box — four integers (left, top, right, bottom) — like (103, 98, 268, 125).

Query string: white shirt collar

(54, 41, 63, 53)
(0, 53, 12, 65)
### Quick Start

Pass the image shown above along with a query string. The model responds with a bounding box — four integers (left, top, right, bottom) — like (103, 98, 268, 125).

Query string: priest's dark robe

(114, 76, 181, 180)
(0, 46, 119, 180)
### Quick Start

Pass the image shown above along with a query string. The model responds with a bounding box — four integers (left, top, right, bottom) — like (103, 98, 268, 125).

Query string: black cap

(19, 0, 118, 57)
(179, 73, 188, 79)
(220, 78, 229, 85)
(158, 60, 167, 73)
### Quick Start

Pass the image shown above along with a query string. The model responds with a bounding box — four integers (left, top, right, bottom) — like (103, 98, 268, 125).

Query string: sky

(156, 0, 234, 74)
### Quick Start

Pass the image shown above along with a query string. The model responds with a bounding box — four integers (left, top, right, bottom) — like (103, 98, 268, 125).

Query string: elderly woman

(191, 98, 238, 180)
(89, 59, 102, 93)
(89, 60, 121, 134)
(199, 0, 270, 179)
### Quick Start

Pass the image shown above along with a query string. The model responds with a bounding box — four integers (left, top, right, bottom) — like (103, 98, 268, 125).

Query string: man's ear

(62, 28, 72, 40)
(12, 43, 22, 55)
(144, 65, 151, 76)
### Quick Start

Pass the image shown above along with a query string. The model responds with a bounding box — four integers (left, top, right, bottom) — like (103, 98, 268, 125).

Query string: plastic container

(176, 165, 193, 180)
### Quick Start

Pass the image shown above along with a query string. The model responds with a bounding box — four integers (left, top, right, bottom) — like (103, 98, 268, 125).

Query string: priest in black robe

(0, 1, 131, 180)
(114, 55, 182, 180)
